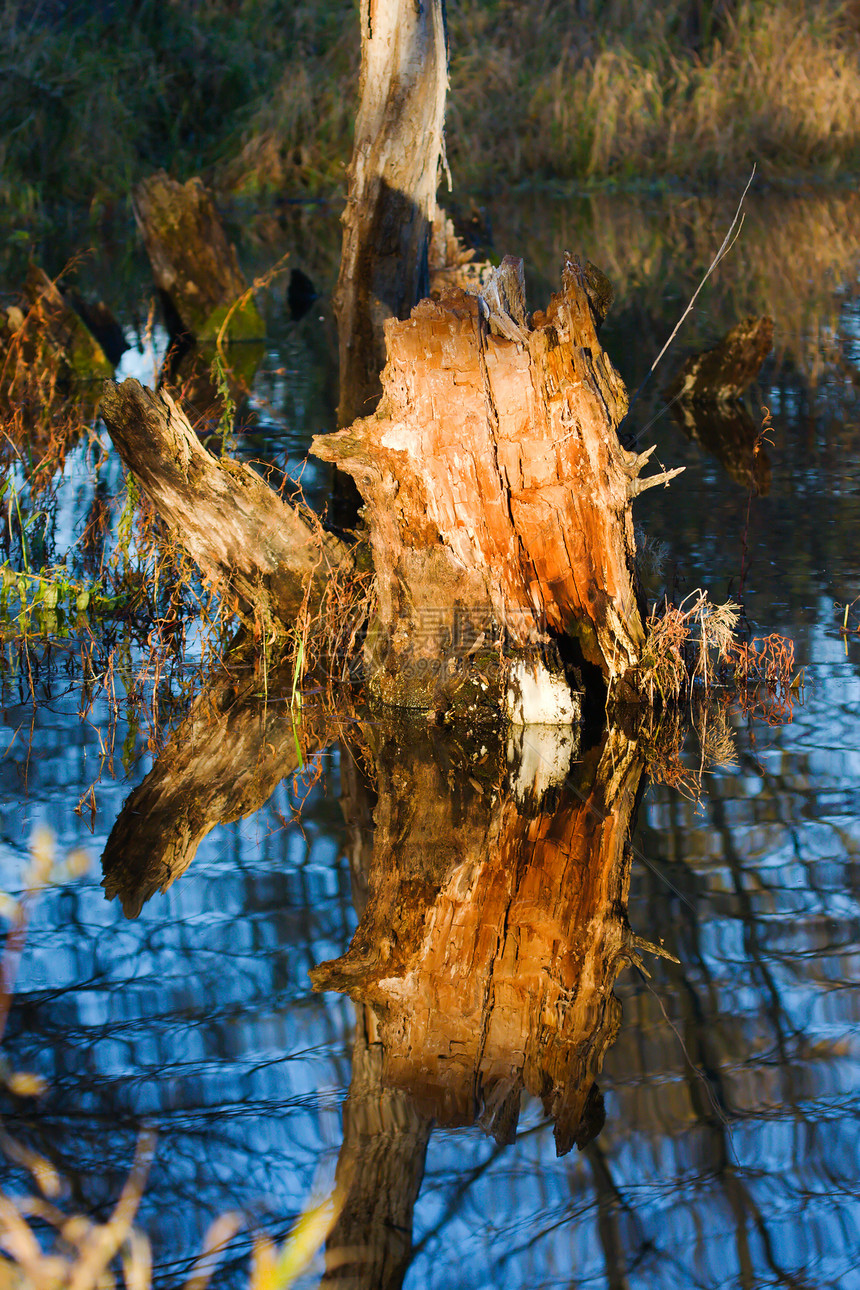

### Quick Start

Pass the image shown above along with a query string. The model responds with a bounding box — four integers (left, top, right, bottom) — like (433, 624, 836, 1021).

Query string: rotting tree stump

(100, 253, 685, 721)
(132, 171, 264, 344)
(315, 255, 682, 715)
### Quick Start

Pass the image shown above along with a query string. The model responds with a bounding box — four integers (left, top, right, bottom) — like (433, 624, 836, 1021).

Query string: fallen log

(64, 292, 127, 367)
(99, 379, 352, 630)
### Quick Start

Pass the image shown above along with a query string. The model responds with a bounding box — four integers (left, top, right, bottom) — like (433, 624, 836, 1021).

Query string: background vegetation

(2, 0, 859, 224)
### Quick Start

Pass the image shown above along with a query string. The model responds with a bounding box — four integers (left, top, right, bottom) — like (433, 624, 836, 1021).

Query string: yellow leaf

(6, 1071, 48, 1099)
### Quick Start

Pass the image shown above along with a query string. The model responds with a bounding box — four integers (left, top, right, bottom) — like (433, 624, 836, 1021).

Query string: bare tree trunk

(334, 0, 448, 426)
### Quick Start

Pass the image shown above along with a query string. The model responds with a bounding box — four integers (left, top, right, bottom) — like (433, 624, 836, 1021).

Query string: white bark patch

(505, 658, 580, 726)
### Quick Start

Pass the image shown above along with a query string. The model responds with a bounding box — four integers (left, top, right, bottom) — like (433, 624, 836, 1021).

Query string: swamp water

(1, 189, 860, 1289)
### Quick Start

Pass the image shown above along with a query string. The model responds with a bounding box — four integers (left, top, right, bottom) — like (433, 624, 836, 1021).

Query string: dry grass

(220, 41, 358, 198)
(447, 0, 860, 187)
(633, 585, 796, 725)
(635, 589, 741, 705)
(2, 0, 860, 221)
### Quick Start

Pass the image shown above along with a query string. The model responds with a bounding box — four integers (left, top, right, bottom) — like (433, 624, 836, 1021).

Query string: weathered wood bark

(132, 171, 264, 343)
(316, 256, 681, 711)
(334, 0, 448, 425)
(100, 378, 351, 629)
(100, 254, 684, 715)
(312, 722, 667, 1156)
(101, 661, 336, 918)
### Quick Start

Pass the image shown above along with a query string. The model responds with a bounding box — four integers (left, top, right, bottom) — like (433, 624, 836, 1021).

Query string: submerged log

(312, 720, 663, 1156)
(132, 171, 264, 343)
(20, 266, 115, 380)
(99, 378, 351, 628)
(334, 0, 448, 425)
(316, 255, 681, 711)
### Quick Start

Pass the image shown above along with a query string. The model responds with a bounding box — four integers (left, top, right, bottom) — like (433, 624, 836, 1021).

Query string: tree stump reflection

(314, 723, 646, 1156)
